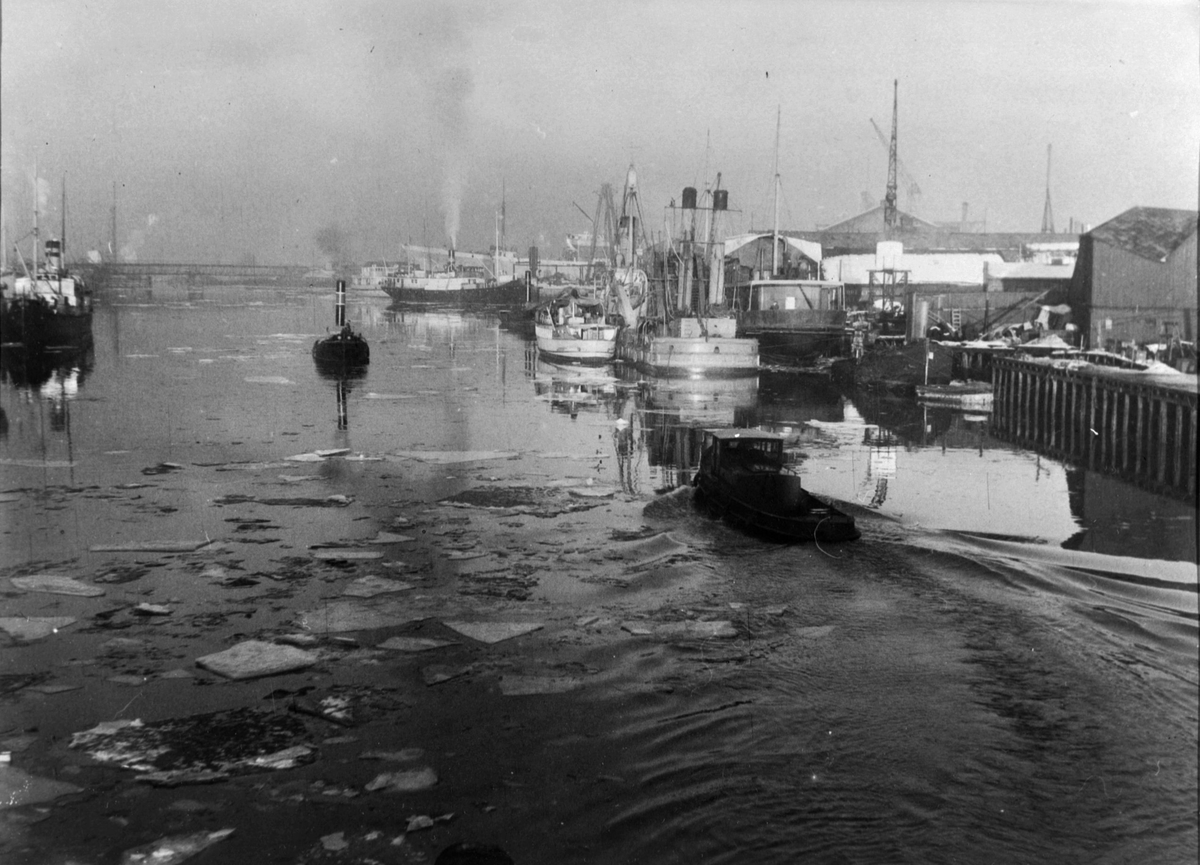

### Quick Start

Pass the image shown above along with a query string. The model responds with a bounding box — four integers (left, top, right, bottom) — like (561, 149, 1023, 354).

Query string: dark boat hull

(693, 471, 860, 542)
(735, 309, 848, 362)
(1, 300, 93, 349)
(830, 339, 956, 393)
(383, 279, 532, 307)
(312, 333, 370, 369)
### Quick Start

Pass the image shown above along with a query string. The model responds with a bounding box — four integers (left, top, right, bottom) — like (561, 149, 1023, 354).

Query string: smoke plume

(432, 67, 474, 250)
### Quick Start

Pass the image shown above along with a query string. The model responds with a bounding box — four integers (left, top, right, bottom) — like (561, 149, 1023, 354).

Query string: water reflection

(0, 334, 95, 394)
(528, 359, 621, 420)
(313, 364, 367, 432)
(582, 367, 1195, 563)
(1, 336, 95, 438)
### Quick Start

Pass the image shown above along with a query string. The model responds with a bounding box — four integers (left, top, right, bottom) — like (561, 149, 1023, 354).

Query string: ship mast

(61, 174, 67, 266)
(771, 106, 781, 276)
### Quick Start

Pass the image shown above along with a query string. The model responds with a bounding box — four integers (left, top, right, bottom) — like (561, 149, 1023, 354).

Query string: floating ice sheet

(0, 617, 76, 641)
(117, 828, 235, 865)
(10, 575, 105, 597)
(621, 620, 738, 639)
(442, 621, 544, 644)
(389, 450, 518, 464)
(90, 540, 212, 553)
(377, 637, 457, 652)
(311, 548, 383, 561)
(498, 675, 583, 696)
(0, 765, 83, 809)
(364, 767, 438, 792)
(69, 708, 316, 784)
(342, 576, 412, 598)
(195, 640, 319, 680)
(245, 376, 293, 385)
(297, 600, 426, 634)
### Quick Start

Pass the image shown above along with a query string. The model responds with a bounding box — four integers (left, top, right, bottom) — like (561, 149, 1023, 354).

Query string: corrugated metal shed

(1068, 206, 1198, 347)
(1088, 207, 1198, 263)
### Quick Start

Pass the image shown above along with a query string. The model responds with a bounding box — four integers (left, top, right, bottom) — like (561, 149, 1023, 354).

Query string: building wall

(1075, 231, 1198, 347)
(1092, 233, 1197, 309)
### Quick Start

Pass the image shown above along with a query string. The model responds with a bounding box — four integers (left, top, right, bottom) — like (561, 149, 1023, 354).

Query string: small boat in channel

(692, 428, 860, 542)
(533, 288, 620, 363)
(312, 280, 370, 369)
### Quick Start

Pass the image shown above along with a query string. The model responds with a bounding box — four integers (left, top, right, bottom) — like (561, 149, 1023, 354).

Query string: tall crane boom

(870, 117, 922, 213)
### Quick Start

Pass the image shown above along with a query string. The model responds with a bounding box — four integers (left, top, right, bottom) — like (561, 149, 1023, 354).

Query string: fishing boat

(692, 428, 860, 542)
(725, 111, 849, 362)
(533, 289, 620, 363)
(1, 180, 94, 348)
(312, 280, 369, 368)
(609, 166, 759, 377)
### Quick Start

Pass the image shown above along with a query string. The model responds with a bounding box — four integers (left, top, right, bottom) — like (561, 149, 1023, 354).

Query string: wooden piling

(992, 356, 1196, 499)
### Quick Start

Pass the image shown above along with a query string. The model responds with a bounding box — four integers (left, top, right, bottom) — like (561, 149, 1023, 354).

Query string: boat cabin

(699, 428, 788, 477)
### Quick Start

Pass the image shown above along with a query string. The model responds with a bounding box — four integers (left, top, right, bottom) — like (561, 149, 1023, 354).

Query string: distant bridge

(80, 262, 311, 283)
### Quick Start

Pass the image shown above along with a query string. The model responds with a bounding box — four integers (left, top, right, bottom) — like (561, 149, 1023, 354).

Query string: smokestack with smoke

(316, 223, 350, 274)
(432, 66, 474, 252)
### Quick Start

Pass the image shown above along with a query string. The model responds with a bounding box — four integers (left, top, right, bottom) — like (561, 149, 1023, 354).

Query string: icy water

(1, 285, 1195, 865)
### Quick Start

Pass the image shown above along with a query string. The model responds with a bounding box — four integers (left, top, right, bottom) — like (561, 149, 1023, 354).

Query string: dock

(992, 356, 1197, 498)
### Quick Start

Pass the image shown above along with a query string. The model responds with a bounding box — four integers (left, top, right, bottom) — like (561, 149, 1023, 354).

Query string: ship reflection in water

(582, 362, 1195, 564)
(1, 335, 95, 434)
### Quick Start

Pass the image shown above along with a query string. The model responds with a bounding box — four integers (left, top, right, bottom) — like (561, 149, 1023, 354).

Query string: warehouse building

(1067, 207, 1198, 351)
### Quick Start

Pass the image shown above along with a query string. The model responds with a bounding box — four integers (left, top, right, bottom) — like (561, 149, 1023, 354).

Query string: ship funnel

(45, 239, 63, 272)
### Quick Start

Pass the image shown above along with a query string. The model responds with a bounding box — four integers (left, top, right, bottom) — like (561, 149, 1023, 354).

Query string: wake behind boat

(693, 428, 860, 542)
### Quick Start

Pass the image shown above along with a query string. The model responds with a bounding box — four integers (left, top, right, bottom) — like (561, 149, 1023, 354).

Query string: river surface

(1, 285, 1195, 865)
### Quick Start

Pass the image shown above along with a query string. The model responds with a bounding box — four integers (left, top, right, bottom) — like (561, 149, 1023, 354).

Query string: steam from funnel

(432, 66, 473, 251)
(442, 155, 463, 252)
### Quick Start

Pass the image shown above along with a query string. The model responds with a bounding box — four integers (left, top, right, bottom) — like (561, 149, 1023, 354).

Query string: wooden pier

(992, 357, 1198, 499)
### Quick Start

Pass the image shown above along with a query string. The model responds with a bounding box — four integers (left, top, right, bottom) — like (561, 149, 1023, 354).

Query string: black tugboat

(312, 279, 369, 369)
(692, 428, 860, 542)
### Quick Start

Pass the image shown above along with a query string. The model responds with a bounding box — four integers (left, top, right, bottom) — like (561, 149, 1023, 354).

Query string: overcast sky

(2, 0, 1197, 265)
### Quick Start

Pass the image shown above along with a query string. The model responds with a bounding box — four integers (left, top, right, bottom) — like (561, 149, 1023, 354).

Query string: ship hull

(1, 299, 93, 348)
(616, 329, 759, 378)
(384, 277, 532, 307)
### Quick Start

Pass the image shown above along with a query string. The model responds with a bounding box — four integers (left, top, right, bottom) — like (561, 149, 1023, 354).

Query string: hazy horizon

(2, 0, 1197, 266)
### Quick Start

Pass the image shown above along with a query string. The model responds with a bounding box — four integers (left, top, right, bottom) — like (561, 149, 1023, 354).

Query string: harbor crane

(870, 116, 922, 216)
(1041, 144, 1054, 234)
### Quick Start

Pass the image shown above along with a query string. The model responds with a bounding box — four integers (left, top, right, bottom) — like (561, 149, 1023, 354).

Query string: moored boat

(383, 270, 531, 307)
(2, 240, 93, 349)
(725, 236, 849, 362)
(608, 166, 759, 378)
(915, 381, 994, 409)
(692, 428, 860, 542)
(382, 240, 533, 308)
(533, 289, 620, 363)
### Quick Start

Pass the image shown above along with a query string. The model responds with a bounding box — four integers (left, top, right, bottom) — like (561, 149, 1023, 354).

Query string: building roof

(824, 251, 1005, 285)
(1088, 207, 1198, 263)
(724, 232, 824, 263)
(818, 204, 940, 234)
(987, 261, 1076, 280)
